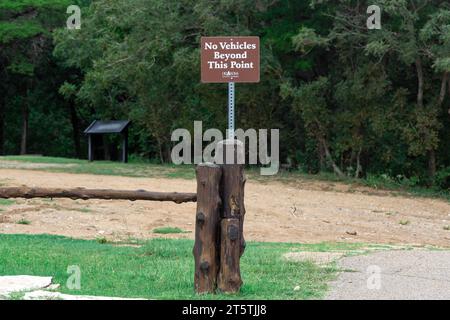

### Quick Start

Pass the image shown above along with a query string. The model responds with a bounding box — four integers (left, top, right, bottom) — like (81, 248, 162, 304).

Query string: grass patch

(399, 220, 410, 226)
(0, 156, 86, 164)
(0, 199, 15, 206)
(153, 227, 189, 234)
(0, 234, 348, 300)
(96, 237, 108, 244)
(443, 225, 450, 231)
(0, 155, 195, 180)
(16, 219, 31, 225)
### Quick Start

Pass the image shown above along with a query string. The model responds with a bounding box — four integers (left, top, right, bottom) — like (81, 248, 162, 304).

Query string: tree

(290, 0, 450, 181)
(0, 0, 72, 154)
(53, 0, 283, 162)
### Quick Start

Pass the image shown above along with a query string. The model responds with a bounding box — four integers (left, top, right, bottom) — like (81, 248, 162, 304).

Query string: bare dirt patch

(1, 169, 450, 246)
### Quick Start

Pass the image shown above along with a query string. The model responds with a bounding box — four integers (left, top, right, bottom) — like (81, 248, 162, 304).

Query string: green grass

(0, 156, 85, 164)
(16, 219, 31, 225)
(153, 227, 189, 234)
(0, 234, 359, 300)
(0, 155, 195, 180)
(0, 199, 15, 206)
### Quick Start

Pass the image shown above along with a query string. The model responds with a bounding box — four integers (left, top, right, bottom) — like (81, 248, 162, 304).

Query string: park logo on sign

(201, 37, 260, 83)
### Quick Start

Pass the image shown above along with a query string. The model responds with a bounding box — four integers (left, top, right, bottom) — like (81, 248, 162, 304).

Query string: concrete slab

(0, 276, 52, 296)
(325, 250, 450, 300)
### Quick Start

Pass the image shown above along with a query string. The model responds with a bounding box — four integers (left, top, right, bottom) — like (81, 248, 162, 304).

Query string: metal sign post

(228, 82, 235, 140)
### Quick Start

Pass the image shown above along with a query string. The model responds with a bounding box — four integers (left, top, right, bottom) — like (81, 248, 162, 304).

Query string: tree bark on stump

(193, 163, 222, 294)
(217, 218, 243, 293)
(216, 140, 246, 293)
(217, 140, 246, 256)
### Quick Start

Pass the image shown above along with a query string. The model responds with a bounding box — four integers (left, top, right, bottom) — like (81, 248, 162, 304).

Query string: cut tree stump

(215, 139, 246, 293)
(217, 218, 243, 293)
(217, 139, 247, 256)
(193, 163, 222, 294)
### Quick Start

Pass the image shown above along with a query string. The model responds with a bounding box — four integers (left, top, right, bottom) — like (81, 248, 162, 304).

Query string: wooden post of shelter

(122, 128, 129, 163)
(88, 134, 93, 162)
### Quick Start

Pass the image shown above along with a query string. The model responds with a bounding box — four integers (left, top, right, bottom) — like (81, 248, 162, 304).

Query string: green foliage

(1, 0, 450, 191)
(436, 167, 450, 190)
(17, 219, 31, 225)
(0, 199, 15, 206)
(153, 227, 189, 234)
(0, 21, 44, 44)
(0, 0, 70, 12)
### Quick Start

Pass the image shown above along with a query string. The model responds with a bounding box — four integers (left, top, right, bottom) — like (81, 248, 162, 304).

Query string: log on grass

(0, 187, 197, 204)
(193, 163, 222, 293)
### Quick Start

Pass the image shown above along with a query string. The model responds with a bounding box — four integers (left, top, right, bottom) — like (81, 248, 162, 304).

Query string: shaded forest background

(1, 0, 450, 189)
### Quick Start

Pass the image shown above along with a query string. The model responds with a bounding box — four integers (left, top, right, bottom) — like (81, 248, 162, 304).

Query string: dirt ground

(1, 168, 450, 247)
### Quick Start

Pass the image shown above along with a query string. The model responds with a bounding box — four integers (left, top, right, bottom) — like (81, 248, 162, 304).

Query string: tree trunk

(320, 137, 344, 178)
(0, 96, 4, 155)
(416, 58, 424, 108)
(355, 147, 362, 179)
(20, 104, 28, 155)
(193, 164, 222, 294)
(448, 77, 450, 115)
(428, 149, 436, 182)
(439, 72, 448, 107)
(425, 72, 449, 181)
(318, 140, 325, 172)
(217, 218, 242, 293)
(69, 101, 81, 158)
(156, 137, 164, 163)
(416, 58, 438, 180)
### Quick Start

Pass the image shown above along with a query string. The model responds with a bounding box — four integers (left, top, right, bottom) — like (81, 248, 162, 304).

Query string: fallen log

(0, 187, 196, 204)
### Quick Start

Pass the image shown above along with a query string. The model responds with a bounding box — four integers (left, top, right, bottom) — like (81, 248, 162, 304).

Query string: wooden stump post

(193, 141, 247, 294)
(216, 140, 246, 293)
(217, 218, 242, 293)
(193, 163, 222, 294)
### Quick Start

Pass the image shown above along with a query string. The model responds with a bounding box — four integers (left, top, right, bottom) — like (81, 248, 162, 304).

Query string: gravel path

(326, 250, 450, 300)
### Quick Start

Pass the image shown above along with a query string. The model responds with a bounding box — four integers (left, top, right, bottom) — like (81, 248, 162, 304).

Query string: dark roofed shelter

(84, 120, 131, 163)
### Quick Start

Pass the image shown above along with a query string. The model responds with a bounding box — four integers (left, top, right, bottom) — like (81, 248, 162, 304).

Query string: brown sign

(201, 36, 260, 83)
